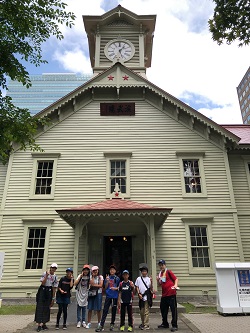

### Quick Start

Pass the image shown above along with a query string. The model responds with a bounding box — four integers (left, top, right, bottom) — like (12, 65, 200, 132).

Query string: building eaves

(34, 62, 240, 146)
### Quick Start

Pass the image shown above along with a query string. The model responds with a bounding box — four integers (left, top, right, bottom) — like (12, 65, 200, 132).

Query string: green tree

(209, 0, 250, 46)
(0, 0, 76, 164)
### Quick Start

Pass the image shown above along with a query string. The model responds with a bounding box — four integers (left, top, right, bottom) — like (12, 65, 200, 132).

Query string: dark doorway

(103, 236, 132, 280)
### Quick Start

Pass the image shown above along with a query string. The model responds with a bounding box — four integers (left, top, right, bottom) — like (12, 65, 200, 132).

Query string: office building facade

(7, 73, 92, 116)
(237, 66, 250, 124)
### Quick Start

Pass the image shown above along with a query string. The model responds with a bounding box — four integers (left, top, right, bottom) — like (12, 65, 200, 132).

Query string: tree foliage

(209, 0, 250, 46)
(0, 0, 76, 164)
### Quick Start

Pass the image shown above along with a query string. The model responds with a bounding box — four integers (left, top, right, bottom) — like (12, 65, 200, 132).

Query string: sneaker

(96, 323, 102, 330)
(95, 326, 103, 332)
(120, 326, 125, 331)
(127, 326, 133, 332)
(139, 324, 144, 330)
(110, 324, 114, 331)
(37, 327, 42, 332)
(86, 323, 91, 329)
(158, 324, 169, 329)
(170, 328, 178, 332)
(77, 321, 81, 328)
(144, 326, 150, 330)
(63, 325, 67, 330)
(55, 324, 59, 330)
(42, 325, 48, 330)
(82, 322, 87, 328)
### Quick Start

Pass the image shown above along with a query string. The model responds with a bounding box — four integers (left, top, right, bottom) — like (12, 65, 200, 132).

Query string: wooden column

(149, 215, 157, 291)
(73, 223, 80, 276)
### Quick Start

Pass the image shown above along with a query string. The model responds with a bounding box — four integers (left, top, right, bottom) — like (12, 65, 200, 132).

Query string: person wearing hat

(35, 263, 59, 332)
(118, 270, 134, 332)
(55, 267, 74, 330)
(96, 265, 120, 332)
(74, 265, 91, 328)
(157, 260, 178, 332)
(87, 266, 104, 329)
(135, 266, 152, 330)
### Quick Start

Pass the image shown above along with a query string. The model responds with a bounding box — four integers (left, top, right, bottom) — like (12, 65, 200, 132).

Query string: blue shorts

(88, 292, 102, 311)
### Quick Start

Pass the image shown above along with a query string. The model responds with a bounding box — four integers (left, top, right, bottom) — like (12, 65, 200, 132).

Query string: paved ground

(1, 302, 250, 333)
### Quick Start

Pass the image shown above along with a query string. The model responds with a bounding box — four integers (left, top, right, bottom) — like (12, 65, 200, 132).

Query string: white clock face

(105, 40, 135, 62)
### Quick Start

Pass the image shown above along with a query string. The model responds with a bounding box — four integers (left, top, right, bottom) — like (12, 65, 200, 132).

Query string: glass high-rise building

(237, 66, 250, 124)
(7, 73, 92, 116)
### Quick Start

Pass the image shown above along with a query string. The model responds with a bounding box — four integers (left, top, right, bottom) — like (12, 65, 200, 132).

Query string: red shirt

(159, 269, 177, 297)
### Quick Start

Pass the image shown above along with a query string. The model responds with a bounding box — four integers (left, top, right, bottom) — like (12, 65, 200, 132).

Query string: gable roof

(222, 125, 250, 145)
(56, 198, 172, 228)
(34, 61, 241, 148)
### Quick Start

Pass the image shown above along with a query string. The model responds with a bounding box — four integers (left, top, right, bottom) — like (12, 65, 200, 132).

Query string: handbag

(88, 289, 98, 297)
(141, 277, 153, 308)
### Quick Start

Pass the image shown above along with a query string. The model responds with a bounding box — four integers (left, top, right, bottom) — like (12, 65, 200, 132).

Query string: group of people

(35, 260, 178, 332)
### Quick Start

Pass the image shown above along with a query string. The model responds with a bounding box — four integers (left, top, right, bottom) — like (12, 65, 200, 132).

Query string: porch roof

(56, 199, 172, 229)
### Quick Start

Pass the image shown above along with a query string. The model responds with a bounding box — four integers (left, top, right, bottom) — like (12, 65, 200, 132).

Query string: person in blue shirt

(96, 265, 120, 332)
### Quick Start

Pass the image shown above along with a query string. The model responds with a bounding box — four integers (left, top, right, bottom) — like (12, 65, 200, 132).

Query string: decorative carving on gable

(108, 20, 133, 26)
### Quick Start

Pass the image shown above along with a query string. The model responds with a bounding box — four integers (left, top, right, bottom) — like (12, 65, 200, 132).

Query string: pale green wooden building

(0, 5, 250, 300)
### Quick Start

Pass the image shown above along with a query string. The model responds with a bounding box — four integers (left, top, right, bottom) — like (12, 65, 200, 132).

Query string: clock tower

(83, 5, 156, 77)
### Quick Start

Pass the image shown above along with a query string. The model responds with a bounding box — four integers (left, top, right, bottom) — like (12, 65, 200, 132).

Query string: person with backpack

(135, 266, 152, 331)
(74, 265, 90, 328)
(95, 265, 120, 332)
(157, 259, 179, 332)
(118, 270, 134, 332)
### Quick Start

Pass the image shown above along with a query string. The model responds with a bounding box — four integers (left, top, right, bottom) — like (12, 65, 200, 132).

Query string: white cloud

(53, 49, 92, 74)
(50, 0, 249, 124)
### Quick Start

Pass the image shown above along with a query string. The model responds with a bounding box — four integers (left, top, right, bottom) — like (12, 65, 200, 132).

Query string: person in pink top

(157, 260, 178, 332)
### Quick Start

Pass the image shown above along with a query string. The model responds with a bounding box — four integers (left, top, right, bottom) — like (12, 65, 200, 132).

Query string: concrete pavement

(1, 300, 250, 333)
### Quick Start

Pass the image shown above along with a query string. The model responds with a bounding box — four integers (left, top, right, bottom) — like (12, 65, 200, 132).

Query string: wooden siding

(0, 215, 74, 297)
(0, 99, 241, 296)
(228, 154, 250, 260)
(238, 216, 250, 261)
(228, 154, 250, 213)
(3, 101, 234, 210)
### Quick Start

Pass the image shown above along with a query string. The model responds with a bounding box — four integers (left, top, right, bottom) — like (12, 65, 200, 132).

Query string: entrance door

(103, 236, 132, 279)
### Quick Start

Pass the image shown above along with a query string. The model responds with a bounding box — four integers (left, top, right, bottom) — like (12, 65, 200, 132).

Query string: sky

(24, 0, 250, 125)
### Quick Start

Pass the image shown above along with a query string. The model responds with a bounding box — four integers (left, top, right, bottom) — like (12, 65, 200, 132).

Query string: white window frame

(182, 217, 214, 275)
(176, 151, 207, 198)
(18, 219, 53, 277)
(29, 153, 60, 199)
(104, 152, 132, 198)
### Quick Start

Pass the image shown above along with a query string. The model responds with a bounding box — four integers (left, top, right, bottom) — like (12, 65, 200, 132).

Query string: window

(176, 152, 207, 197)
(35, 161, 54, 194)
(104, 152, 132, 198)
(110, 160, 126, 193)
(189, 226, 210, 267)
(183, 160, 201, 193)
(19, 219, 53, 276)
(25, 228, 46, 269)
(182, 217, 214, 274)
(30, 153, 60, 199)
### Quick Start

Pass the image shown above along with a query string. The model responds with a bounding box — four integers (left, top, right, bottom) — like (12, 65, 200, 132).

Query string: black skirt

(34, 286, 53, 324)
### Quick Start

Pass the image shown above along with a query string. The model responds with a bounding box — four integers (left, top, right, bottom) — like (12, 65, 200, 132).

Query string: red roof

(56, 199, 172, 228)
(221, 125, 250, 144)
(58, 199, 171, 212)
